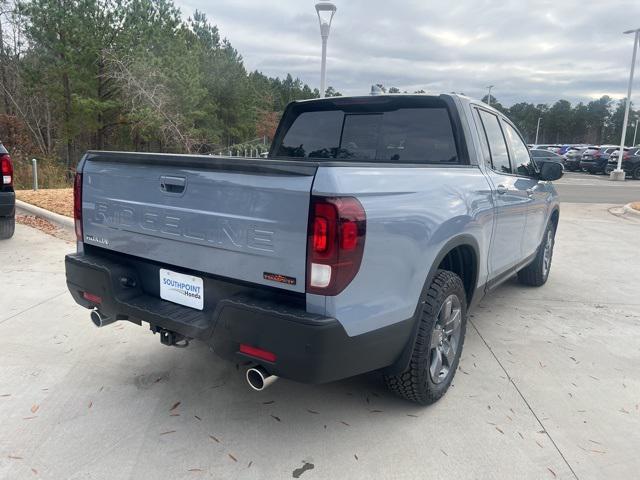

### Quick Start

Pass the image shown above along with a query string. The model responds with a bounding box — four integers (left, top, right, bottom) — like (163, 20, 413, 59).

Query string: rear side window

(477, 109, 511, 174)
(274, 102, 459, 164)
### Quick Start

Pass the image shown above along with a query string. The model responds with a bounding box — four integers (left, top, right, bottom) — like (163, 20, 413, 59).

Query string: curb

(623, 203, 640, 216)
(15, 199, 75, 232)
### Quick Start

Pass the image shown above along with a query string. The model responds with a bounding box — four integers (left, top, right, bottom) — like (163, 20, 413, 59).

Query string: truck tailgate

(80, 152, 316, 293)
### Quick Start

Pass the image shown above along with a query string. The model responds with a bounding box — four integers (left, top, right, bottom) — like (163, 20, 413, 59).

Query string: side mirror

(538, 161, 563, 181)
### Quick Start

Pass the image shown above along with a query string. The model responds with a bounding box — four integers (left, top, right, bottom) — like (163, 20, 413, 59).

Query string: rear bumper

(563, 159, 581, 168)
(0, 191, 15, 217)
(65, 251, 412, 384)
(605, 163, 632, 174)
(579, 160, 606, 171)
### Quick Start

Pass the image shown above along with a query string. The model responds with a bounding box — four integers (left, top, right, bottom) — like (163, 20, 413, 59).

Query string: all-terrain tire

(384, 270, 467, 405)
(517, 221, 556, 287)
(0, 216, 15, 239)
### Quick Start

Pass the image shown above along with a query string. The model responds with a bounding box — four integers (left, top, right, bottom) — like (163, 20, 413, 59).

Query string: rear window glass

(273, 102, 459, 164)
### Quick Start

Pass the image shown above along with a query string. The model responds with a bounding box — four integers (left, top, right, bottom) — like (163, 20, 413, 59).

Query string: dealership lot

(554, 172, 640, 203)
(1, 201, 639, 480)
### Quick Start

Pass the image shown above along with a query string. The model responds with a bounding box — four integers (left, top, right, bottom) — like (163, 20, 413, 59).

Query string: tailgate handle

(160, 175, 186, 194)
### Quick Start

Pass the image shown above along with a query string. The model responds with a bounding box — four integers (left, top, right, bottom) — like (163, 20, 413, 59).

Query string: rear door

(81, 153, 316, 292)
(474, 108, 529, 277)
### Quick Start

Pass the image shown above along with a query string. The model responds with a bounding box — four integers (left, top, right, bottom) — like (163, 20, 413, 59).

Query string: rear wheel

(632, 166, 640, 180)
(384, 270, 467, 405)
(0, 216, 15, 239)
(517, 221, 556, 287)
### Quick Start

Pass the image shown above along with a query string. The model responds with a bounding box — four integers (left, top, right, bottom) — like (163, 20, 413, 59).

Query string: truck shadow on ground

(97, 297, 497, 470)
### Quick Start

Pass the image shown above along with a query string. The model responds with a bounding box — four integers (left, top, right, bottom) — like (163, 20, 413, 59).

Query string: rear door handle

(496, 184, 508, 195)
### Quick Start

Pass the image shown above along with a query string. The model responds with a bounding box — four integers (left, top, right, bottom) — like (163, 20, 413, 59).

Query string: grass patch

(12, 157, 73, 190)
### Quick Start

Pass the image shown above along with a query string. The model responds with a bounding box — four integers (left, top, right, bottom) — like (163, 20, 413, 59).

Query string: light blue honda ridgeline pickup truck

(65, 94, 562, 404)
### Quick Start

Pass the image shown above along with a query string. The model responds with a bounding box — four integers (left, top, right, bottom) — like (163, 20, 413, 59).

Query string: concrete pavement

(1, 203, 639, 479)
(554, 172, 640, 204)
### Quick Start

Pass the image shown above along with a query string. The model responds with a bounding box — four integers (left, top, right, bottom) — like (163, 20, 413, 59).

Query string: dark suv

(563, 146, 587, 171)
(0, 142, 15, 239)
(606, 147, 640, 179)
(580, 146, 617, 174)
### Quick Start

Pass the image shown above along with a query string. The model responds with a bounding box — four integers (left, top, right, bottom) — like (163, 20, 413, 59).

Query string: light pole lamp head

(315, 2, 336, 38)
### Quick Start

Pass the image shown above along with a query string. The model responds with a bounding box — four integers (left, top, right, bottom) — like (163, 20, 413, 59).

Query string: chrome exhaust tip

(246, 366, 278, 391)
(90, 310, 116, 328)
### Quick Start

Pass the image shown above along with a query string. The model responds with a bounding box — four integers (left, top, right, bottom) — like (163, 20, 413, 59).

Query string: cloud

(177, 0, 640, 106)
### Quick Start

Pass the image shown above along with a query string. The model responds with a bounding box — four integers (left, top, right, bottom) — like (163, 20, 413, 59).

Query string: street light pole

(315, 2, 337, 98)
(486, 85, 494, 106)
(535, 117, 542, 145)
(611, 28, 640, 181)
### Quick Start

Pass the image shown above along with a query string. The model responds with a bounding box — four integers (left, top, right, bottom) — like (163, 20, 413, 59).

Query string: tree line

(0, 0, 340, 169)
(480, 95, 639, 146)
(1, 0, 639, 175)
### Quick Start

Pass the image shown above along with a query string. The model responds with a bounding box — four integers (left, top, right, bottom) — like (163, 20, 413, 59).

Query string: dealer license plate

(159, 269, 204, 310)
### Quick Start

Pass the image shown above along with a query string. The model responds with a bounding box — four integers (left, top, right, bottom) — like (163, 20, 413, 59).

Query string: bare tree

(103, 51, 197, 153)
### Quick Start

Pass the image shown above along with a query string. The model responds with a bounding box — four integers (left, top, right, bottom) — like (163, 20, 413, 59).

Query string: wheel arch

(550, 206, 560, 230)
(383, 234, 481, 376)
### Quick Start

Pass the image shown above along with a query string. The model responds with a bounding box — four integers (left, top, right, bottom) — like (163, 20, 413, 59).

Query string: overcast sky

(178, 0, 640, 106)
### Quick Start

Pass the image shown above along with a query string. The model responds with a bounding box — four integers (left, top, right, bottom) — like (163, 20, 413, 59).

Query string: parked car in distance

(529, 148, 565, 168)
(580, 145, 617, 174)
(527, 143, 553, 150)
(563, 146, 587, 171)
(545, 145, 562, 154)
(606, 147, 640, 179)
(65, 94, 562, 405)
(558, 144, 575, 155)
(0, 142, 15, 239)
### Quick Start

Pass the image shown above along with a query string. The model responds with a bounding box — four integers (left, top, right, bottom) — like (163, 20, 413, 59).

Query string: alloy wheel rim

(542, 230, 554, 278)
(429, 294, 462, 384)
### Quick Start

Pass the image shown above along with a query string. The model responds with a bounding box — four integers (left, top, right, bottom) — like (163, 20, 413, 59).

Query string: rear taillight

(623, 152, 630, 160)
(73, 172, 82, 241)
(1, 154, 13, 187)
(306, 196, 366, 295)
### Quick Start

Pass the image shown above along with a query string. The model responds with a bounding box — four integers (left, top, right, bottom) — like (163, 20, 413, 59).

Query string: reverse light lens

(310, 263, 332, 288)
